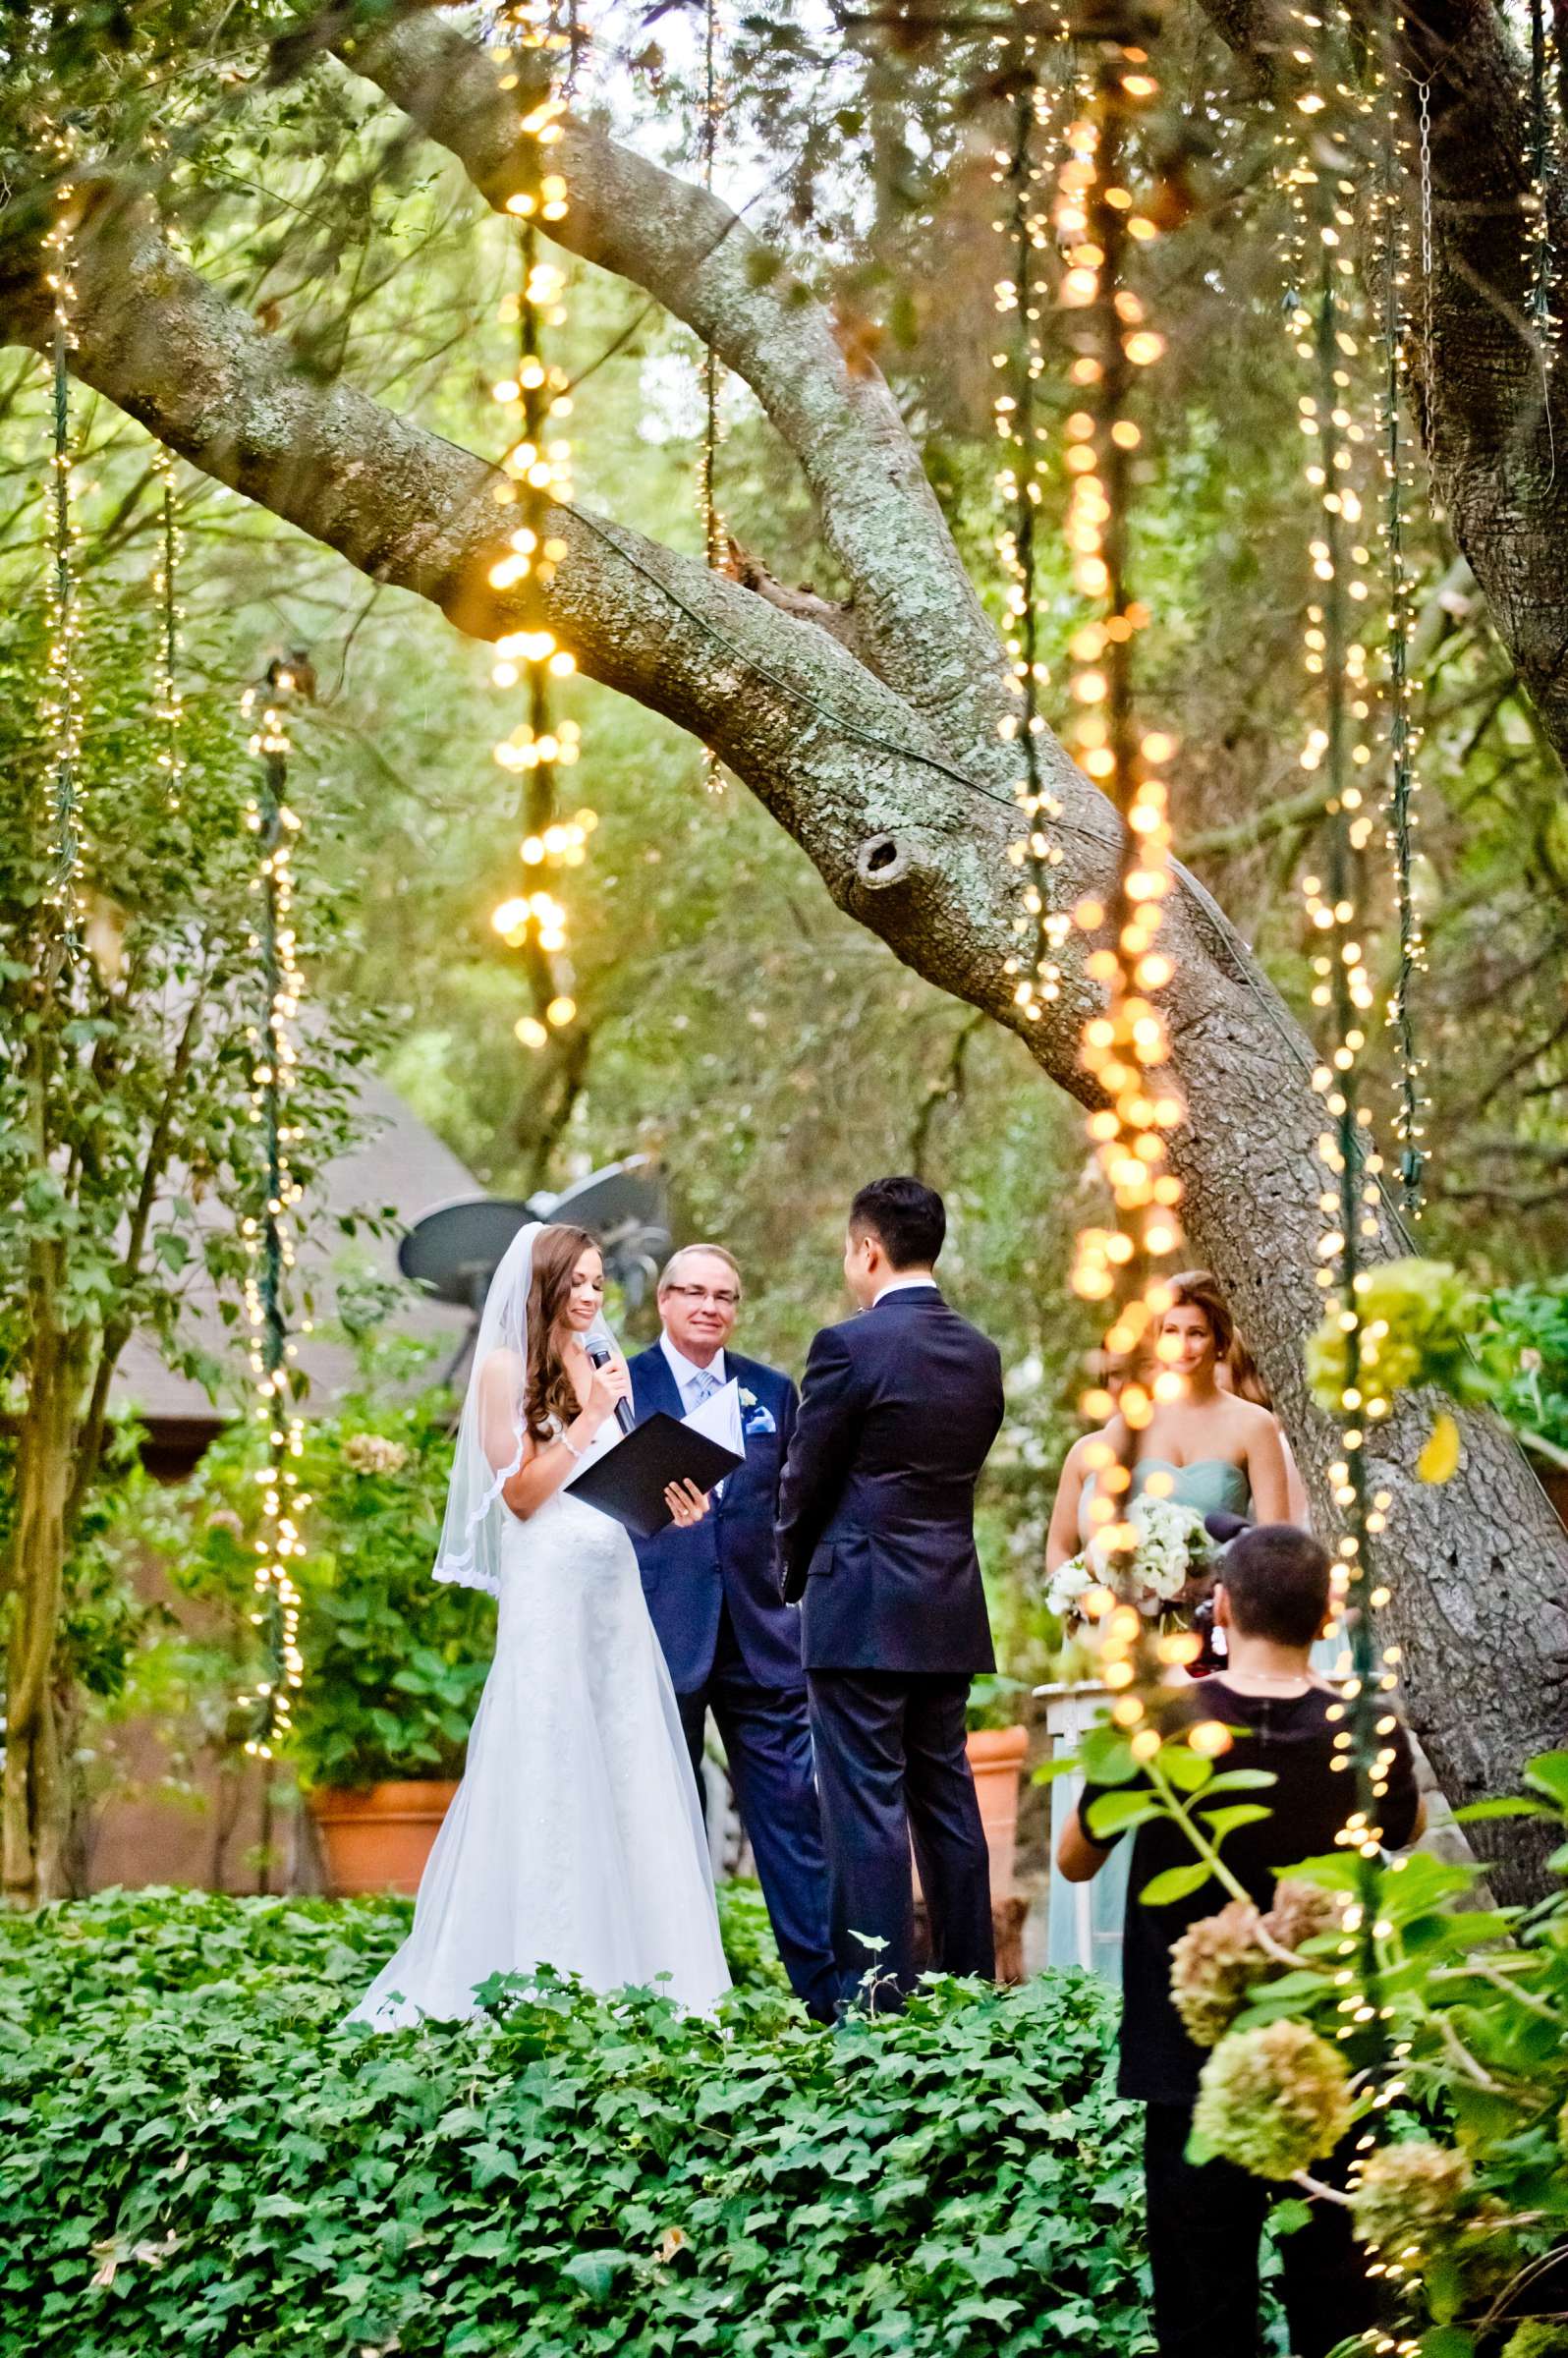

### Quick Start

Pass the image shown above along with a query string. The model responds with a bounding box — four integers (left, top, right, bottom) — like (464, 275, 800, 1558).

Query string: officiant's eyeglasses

(664, 1282, 741, 1308)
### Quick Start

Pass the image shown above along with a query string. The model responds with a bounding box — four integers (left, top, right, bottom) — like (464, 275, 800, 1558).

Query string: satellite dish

(397, 1199, 535, 1313)
(398, 1156, 670, 1317)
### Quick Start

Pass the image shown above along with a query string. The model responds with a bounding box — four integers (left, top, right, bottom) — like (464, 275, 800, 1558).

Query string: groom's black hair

(849, 1176, 946, 1269)
(1219, 1525, 1331, 1650)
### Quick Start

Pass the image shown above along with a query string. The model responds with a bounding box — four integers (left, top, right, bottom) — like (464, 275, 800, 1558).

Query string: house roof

(112, 1071, 480, 1432)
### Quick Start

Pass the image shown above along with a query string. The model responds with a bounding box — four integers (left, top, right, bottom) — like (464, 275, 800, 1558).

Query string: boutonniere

(740, 1386, 777, 1436)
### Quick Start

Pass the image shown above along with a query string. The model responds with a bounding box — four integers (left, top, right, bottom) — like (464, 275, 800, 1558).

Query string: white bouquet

(1048, 1495, 1215, 1624)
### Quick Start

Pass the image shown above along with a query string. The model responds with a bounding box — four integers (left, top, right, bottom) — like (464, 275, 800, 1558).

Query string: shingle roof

(111, 1071, 479, 1432)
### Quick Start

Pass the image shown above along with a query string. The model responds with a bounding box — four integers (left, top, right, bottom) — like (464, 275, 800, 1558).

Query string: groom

(627, 1245, 838, 2022)
(775, 1177, 1005, 2004)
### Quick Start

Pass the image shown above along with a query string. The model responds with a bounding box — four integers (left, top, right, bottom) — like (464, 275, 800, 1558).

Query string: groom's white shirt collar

(870, 1274, 939, 1306)
(659, 1330, 728, 1398)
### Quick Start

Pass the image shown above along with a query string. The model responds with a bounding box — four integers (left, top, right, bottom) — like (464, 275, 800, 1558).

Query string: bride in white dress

(350, 1220, 732, 2026)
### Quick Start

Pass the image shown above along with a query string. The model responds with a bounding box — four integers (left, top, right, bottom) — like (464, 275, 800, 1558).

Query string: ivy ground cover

(0, 1888, 1148, 2358)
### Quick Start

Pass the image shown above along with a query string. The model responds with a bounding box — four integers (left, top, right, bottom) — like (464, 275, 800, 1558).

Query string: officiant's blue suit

(774, 1284, 1005, 2003)
(628, 1343, 837, 2019)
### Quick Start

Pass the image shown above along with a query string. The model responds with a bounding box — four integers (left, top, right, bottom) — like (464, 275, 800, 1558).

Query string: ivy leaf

(469, 2142, 518, 2188)
(563, 2250, 632, 2300)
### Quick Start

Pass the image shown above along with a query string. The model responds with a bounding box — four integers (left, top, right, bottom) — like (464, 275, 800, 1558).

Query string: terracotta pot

(308, 1779, 459, 1897)
(965, 1723, 1030, 1900)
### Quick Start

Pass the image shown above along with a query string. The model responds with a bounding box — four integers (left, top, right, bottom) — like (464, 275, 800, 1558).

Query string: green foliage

(0, 1881, 787, 2038)
(1305, 1259, 1495, 1419)
(121, 1387, 492, 1789)
(0, 1886, 414, 2040)
(0, 1894, 1148, 2358)
(1178, 1755, 1568, 2343)
(967, 1673, 1034, 1733)
(1487, 1275, 1568, 1459)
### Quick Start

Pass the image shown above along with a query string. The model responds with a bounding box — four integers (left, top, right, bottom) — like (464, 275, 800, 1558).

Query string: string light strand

(995, 57, 1070, 1020)
(1054, 29, 1193, 1738)
(698, 0, 727, 796)
(1282, 28, 1398, 2021)
(237, 675, 308, 1761)
(150, 444, 186, 815)
(1376, 105, 1427, 1210)
(488, 1, 589, 1051)
(41, 167, 84, 947)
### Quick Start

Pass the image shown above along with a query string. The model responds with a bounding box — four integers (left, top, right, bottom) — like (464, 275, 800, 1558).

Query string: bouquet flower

(1048, 1494, 1216, 1624)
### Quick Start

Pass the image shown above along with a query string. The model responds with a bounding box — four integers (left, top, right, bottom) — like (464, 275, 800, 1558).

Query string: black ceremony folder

(563, 1413, 745, 1539)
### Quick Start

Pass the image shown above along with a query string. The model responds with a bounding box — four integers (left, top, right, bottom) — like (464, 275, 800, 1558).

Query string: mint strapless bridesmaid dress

(1045, 1458, 1252, 1987)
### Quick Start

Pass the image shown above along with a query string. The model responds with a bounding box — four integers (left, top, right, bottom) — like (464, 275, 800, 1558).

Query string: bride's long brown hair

(525, 1223, 601, 1441)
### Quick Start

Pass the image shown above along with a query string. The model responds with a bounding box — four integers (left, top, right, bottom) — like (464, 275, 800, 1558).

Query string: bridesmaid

(1116, 1270, 1291, 1530)
(1041, 1274, 1290, 1985)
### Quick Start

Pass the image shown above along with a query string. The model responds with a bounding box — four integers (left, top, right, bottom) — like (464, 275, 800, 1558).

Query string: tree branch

(723, 533, 863, 657)
(332, 8, 1019, 769)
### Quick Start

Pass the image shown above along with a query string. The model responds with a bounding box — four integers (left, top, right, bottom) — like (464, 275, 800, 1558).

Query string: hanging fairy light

(1049, 34, 1191, 1739)
(150, 443, 186, 815)
(487, 0, 590, 1051)
(995, 45, 1071, 1020)
(1526, 0, 1558, 358)
(40, 157, 84, 945)
(1280, 19, 1405, 2015)
(236, 669, 308, 1760)
(697, 0, 727, 797)
(1374, 103, 1427, 1212)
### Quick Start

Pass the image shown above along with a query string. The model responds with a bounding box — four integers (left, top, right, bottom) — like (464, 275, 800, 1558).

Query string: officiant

(628, 1247, 838, 2021)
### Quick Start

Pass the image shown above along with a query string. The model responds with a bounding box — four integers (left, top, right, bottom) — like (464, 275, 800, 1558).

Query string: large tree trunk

(2, 11, 1564, 1894)
(3, 1252, 78, 1908)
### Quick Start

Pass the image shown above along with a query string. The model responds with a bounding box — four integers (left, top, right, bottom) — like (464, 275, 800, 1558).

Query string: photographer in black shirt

(1057, 1526, 1424, 2358)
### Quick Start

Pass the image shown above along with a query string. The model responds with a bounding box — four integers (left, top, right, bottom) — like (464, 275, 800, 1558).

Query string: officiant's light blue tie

(690, 1367, 724, 1497)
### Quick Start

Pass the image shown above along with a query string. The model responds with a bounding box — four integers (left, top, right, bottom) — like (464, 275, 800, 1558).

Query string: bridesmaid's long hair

(525, 1223, 599, 1442)
(1225, 1332, 1272, 1409)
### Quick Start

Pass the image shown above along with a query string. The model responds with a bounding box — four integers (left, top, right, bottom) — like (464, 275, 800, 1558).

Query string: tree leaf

(1416, 1410, 1461, 1484)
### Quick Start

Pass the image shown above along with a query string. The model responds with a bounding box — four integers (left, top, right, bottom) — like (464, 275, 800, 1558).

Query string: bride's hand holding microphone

(583, 1344, 708, 1529)
(582, 1349, 633, 1434)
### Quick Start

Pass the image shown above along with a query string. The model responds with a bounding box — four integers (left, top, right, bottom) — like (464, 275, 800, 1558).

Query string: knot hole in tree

(857, 832, 912, 891)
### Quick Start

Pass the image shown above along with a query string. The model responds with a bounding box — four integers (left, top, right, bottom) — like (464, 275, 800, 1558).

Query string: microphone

(587, 1337, 635, 1436)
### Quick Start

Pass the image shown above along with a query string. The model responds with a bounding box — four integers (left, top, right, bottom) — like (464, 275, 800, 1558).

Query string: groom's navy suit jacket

(774, 1286, 1004, 1676)
(628, 1345, 804, 1696)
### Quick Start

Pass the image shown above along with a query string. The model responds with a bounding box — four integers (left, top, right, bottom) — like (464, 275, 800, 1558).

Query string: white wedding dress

(349, 1413, 731, 2028)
